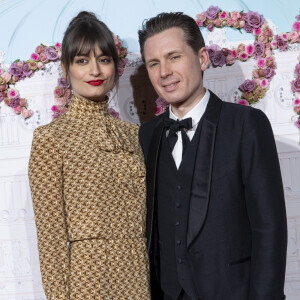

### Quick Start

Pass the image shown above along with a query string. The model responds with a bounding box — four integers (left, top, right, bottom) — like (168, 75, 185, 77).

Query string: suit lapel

(146, 113, 167, 251)
(187, 92, 223, 248)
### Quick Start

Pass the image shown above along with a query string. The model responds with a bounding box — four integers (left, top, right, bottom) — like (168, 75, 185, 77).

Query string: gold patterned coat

(28, 95, 150, 299)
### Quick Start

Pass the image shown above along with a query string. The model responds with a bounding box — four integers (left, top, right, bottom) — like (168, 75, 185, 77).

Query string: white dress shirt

(168, 89, 210, 169)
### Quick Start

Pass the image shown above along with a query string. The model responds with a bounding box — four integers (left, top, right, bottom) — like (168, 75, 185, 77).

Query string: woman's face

(65, 45, 115, 102)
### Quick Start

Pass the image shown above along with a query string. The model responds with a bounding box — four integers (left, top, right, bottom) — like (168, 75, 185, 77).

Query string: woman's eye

(100, 58, 111, 63)
(76, 58, 87, 64)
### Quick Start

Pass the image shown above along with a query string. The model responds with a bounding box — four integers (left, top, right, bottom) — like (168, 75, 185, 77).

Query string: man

(138, 12, 287, 300)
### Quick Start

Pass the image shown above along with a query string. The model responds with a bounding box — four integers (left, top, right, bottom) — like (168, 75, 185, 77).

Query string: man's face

(144, 27, 207, 107)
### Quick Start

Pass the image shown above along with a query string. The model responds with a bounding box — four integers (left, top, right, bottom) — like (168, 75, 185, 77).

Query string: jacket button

(175, 221, 180, 226)
(176, 202, 181, 208)
(176, 240, 181, 245)
(177, 258, 183, 264)
(177, 184, 182, 190)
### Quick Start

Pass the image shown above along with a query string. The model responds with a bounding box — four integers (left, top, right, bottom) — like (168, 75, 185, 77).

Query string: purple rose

(244, 11, 264, 30)
(9, 63, 22, 77)
(45, 47, 59, 61)
(239, 79, 257, 93)
(244, 22, 254, 33)
(264, 67, 276, 79)
(58, 77, 71, 89)
(291, 78, 300, 93)
(253, 41, 265, 59)
(205, 5, 220, 20)
(9, 96, 20, 108)
(212, 50, 226, 67)
(294, 63, 300, 77)
(206, 44, 218, 60)
(22, 63, 33, 77)
(275, 35, 288, 51)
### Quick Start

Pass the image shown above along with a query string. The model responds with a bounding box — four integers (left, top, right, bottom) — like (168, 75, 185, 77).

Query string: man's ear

(198, 47, 210, 71)
(61, 62, 67, 79)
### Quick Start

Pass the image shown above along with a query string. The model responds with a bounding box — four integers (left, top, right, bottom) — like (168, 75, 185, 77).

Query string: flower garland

(0, 35, 127, 120)
(269, 15, 300, 129)
(51, 35, 127, 119)
(0, 43, 62, 118)
(198, 6, 276, 106)
(155, 6, 276, 115)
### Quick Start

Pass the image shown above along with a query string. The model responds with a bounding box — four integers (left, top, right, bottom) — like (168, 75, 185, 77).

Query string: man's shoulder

(139, 112, 166, 136)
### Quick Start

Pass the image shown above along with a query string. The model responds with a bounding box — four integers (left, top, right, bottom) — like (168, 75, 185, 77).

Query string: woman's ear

(198, 47, 210, 71)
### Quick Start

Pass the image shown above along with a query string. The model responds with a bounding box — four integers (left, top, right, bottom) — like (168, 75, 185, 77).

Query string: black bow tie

(164, 117, 193, 155)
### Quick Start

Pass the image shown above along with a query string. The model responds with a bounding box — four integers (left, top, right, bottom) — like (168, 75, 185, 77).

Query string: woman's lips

(86, 80, 104, 86)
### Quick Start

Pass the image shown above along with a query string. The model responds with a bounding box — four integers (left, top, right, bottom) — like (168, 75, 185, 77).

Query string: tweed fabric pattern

(28, 95, 150, 299)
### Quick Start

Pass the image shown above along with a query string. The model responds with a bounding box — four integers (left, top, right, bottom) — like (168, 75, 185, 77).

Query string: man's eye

(149, 62, 158, 68)
(171, 55, 180, 60)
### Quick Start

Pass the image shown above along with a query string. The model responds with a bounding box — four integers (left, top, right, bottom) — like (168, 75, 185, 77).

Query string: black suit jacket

(139, 92, 287, 300)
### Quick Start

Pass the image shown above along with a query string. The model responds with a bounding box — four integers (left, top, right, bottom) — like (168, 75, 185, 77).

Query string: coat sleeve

(241, 108, 287, 300)
(28, 127, 69, 299)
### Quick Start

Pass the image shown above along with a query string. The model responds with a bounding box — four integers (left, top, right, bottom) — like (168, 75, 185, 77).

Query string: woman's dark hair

(138, 12, 205, 62)
(61, 11, 118, 82)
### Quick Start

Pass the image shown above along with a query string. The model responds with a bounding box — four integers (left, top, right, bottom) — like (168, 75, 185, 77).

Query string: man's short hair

(138, 12, 205, 62)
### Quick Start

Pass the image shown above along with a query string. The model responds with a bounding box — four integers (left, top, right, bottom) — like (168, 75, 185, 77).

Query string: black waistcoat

(156, 120, 202, 299)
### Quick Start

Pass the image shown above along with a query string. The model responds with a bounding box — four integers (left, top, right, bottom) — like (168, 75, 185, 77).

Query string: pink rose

(239, 20, 245, 28)
(294, 106, 300, 114)
(21, 108, 33, 119)
(232, 50, 238, 58)
(231, 11, 240, 21)
(55, 42, 62, 50)
(64, 89, 72, 99)
(30, 53, 40, 61)
(233, 20, 240, 28)
(219, 11, 228, 20)
(196, 13, 206, 22)
(292, 21, 300, 31)
(246, 44, 254, 56)
(239, 52, 248, 61)
(196, 20, 203, 26)
(227, 18, 234, 26)
(258, 34, 268, 43)
(263, 28, 273, 37)
(51, 105, 58, 112)
(257, 58, 266, 68)
(252, 70, 259, 78)
(19, 98, 27, 107)
(271, 41, 278, 49)
(281, 33, 288, 41)
(13, 106, 21, 114)
(54, 86, 64, 97)
(3, 72, 11, 82)
(214, 19, 222, 27)
(293, 99, 300, 107)
(237, 43, 246, 53)
(7, 88, 19, 98)
(35, 45, 45, 54)
(289, 31, 299, 43)
(253, 28, 261, 36)
(260, 79, 268, 88)
(237, 99, 249, 106)
(39, 53, 48, 63)
(37, 62, 44, 69)
(55, 97, 68, 105)
(226, 54, 236, 65)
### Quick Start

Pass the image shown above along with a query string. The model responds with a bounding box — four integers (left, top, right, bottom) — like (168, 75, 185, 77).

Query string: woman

(28, 11, 150, 299)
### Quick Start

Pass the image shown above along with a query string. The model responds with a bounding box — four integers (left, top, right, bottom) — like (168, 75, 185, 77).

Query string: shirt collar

(169, 89, 210, 127)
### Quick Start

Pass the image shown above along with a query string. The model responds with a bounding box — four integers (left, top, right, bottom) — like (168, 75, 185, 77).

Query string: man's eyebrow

(145, 50, 183, 64)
